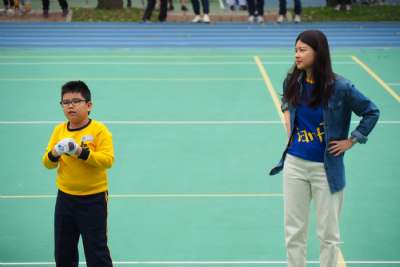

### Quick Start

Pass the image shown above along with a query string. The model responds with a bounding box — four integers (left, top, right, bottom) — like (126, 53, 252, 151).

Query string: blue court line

(0, 22, 399, 48)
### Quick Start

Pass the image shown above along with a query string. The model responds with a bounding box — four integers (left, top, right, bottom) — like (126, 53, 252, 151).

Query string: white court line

(0, 62, 255, 65)
(0, 260, 399, 265)
(0, 77, 263, 81)
(387, 82, 400, 86)
(0, 193, 283, 199)
(0, 55, 256, 59)
(0, 55, 353, 59)
(0, 120, 399, 125)
(0, 61, 355, 65)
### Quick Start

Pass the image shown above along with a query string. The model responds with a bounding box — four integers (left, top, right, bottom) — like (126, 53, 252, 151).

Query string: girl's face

(295, 40, 316, 72)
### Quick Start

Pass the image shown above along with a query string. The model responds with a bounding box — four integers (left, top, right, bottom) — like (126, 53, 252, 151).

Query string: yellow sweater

(42, 119, 114, 195)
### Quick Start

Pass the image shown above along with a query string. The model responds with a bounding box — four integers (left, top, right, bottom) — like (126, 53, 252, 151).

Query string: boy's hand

(53, 139, 67, 156)
(53, 138, 79, 156)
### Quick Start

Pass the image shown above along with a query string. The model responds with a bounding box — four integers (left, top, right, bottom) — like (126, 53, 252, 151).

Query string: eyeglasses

(60, 98, 87, 107)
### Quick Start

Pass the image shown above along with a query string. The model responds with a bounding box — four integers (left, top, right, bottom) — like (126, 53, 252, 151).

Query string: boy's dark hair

(61, 80, 91, 102)
(283, 30, 335, 108)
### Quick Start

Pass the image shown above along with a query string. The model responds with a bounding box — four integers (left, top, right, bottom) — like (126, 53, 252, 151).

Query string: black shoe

(62, 9, 69, 17)
(181, 5, 188, 11)
(239, 5, 247, 10)
(168, 5, 174, 10)
(229, 5, 235, 11)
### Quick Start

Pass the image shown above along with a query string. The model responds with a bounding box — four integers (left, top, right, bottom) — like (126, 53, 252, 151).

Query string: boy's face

(61, 92, 92, 125)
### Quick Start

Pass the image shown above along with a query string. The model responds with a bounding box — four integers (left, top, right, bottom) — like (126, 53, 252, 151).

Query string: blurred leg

(58, 0, 68, 10)
(279, 0, 286, 15)
(294, 0, 301, 15)
(159, 0, 168, 21)
(143, 0, 156, 20)
(42, 0, 49, 11)
(246, 0, 255, 16)
(200, 0, 209, 14)
(256, 0, 264, 16)
(191, 0, 200, 15)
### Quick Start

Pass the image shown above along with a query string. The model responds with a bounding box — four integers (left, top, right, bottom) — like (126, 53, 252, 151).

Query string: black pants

(278, 0, 301, 15)
(3, 0, 14, 7)
(337, 0, 351, 5)
(247, 0, 264, 16)
(42, 0, 68, 11)
(142, 0, 168, 21)
(54, 190, 113, 267)
(191, 0, 209, 15)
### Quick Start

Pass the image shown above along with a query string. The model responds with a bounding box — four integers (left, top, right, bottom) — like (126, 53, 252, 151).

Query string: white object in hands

(54, 138, 78, 156)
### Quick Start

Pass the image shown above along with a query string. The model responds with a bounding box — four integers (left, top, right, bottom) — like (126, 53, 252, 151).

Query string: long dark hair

(283, 30, 335, 107)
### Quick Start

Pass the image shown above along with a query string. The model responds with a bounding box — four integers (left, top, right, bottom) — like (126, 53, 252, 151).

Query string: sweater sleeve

(82, 126, 114, 169)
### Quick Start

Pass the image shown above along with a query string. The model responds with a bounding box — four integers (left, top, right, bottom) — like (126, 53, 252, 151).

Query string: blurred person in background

(1, 0, 15, 15)
(168, 0, 189, 11)
(190, 0, 210, 23)
(42, 0, 69, 17)
(142, 0, 168, 22)
(277, 0, 302, 23)
(227, 0, 247, 11)
(334, 0, 351, 11)
(247, 0, 264, 23)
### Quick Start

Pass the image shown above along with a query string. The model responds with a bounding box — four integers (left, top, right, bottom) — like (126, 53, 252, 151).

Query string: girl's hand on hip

(328, 139, 354, 156)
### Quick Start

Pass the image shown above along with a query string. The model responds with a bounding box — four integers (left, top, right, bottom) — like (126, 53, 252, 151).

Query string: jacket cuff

(350, 129, 368, 144)
(281, 102, 289, 112)
(78, 148, 90, 160)
(48, 151, 60, 162)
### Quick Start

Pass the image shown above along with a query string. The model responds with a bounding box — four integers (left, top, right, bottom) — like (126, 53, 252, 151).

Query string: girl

(270, 30, 379, 267)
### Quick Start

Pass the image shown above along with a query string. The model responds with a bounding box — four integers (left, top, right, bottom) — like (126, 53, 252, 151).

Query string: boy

(42, 81, 114, 267)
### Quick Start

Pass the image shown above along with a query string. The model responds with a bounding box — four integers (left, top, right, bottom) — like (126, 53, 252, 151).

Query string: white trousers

(283, 154, 344, 267)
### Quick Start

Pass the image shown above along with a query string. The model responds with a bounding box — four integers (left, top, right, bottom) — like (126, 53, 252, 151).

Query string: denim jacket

(269, 73, 380, 193)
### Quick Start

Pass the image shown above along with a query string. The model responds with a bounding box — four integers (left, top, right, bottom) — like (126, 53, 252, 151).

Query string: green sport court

(0, 22, 399, 266)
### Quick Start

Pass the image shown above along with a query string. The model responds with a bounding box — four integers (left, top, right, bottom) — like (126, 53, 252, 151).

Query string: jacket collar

(297, 71, 305, 83)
